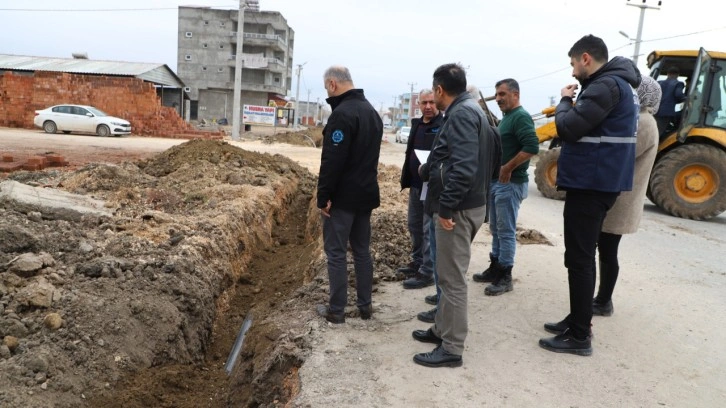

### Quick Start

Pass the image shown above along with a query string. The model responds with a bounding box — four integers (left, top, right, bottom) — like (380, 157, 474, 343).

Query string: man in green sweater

(473, 78, 539, 295)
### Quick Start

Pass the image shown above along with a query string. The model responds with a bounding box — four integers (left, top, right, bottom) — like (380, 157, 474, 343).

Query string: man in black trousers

(316, 65, 382, 324)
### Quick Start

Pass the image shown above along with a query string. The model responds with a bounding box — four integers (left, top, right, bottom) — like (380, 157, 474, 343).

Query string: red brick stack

(0, 153, 67, 173)
(0, 72, 224, 140)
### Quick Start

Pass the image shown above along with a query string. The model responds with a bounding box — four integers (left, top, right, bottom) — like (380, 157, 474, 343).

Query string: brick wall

(0, 71, 223, 139)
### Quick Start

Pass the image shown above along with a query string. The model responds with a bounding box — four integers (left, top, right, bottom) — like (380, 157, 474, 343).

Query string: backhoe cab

(533, 48, 726, 220)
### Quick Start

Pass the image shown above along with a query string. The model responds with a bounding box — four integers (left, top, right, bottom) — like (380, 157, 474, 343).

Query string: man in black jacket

(316, 66, 382, 324)
(411, 63, 501, 368)
(539, 35, 639, 356)
(398, 89, 443, 323)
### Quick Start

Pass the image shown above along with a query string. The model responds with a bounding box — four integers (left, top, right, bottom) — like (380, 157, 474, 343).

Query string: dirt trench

(0, 140, 335, 408)
(0, 137, 415, 408)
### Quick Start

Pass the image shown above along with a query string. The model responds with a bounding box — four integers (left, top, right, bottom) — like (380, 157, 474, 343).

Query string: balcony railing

(227, 56, 285, 70)
(230, 32, 287, 48)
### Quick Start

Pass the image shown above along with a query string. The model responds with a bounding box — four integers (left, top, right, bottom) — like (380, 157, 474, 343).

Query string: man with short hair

(398, 90, 442, 295)
(654, 66, 686, 138)
(540, 35, 639, 356)
(316, 66, 382, 324)
(473, 78, 539, 296)
(411, 63, 501, 368)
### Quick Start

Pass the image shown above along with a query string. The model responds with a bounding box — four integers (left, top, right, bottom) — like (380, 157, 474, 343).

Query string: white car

(395, 126, 411, 144)
(34, 104, 131, 137)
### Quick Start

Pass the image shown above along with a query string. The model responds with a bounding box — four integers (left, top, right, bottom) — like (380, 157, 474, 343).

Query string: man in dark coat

(411, 63, 500, 368)
(654, 66, 687, 139)
(316, 66, 382, 324)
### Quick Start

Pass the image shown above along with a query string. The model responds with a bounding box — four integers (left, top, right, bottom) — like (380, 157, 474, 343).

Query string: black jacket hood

(585, 56, 641, 89)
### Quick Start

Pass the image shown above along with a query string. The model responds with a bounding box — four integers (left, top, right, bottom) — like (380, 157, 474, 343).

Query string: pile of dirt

(261, 127, 324, 147)
(0, 139, 412, 407)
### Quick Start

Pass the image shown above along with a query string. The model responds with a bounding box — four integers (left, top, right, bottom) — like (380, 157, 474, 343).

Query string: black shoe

(538, 329, 593, 356)
(417, 307, 437, 323)
(396, 262, 420, 278)
(359, 304, 373, 320)
(592, 299, 613, 316)
(413, 345, 462, 368)
(484, 265, 513, 296)
(316, 304, 344, 324)
(473, 254, 499, 283)
(424, 293, 438, 306)
(544, 318, 594, 338)
(411, 328, 442, 344)
(543, 318, 568, 335)
(403, 273, 434, 289)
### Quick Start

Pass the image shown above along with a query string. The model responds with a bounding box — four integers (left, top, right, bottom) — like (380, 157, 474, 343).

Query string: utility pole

(624, 0, 661, 66)
(407, 82, 416, 126)
(231, 0, 247, 140)
(305, 89, 311, 127)
(293, 62, 306, 129)
(391, 95, 397, 127)
(315, 97, 320, 126)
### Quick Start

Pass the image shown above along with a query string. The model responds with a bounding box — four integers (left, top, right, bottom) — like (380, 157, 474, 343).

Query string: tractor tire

(650, 144, 726, 220)
(534, 148, 565, 200)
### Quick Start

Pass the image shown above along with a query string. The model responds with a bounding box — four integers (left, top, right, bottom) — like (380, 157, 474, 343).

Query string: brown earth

(0, 130, 549, 408)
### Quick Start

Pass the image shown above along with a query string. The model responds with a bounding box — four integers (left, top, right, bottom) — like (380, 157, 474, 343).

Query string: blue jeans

(408, 187, 434, 277)
(489, 181, 528, 267)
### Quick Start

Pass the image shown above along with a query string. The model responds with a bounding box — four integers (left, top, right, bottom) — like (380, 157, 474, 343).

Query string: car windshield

(402, 127, 411, 134)
(86, 107, 108, 117)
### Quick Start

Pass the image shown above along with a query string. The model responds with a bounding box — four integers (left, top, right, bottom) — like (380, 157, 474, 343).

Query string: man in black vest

(540, 35, 639, 356)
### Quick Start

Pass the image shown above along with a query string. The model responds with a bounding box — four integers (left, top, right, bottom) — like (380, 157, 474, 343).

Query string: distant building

(395, 92, 419, 127)
(177, 5, 294, 122)
(289, 99, 329, 126)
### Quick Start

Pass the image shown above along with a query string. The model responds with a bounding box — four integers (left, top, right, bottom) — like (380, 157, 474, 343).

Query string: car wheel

(96, 124, 111, 137)
(43, 121, 57, 134)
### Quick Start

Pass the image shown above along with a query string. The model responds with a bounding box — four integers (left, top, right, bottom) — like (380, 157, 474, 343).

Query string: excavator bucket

(535, 121, 557, 143)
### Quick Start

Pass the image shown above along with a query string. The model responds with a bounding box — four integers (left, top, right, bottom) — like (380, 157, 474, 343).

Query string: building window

(274, 77, 280, 83)
(185, 31, 193, 38)
(202, 43, 208, 48)
(202, 67, 207, 71)
(219, 44, 224, 49)
(220, 21, 225, 26)
(204, 21, 209, 25)
(217, 68, 224, 73)
(184, 55, 192, 61)
(184, 87, 191, 92)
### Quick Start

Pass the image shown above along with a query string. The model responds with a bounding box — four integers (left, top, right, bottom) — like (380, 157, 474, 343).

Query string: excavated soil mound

(262, 127, 324, 147)
(0, 139, 412, 407)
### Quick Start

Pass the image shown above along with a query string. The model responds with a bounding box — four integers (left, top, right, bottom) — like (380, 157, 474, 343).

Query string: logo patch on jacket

(331, 130, 344, 143)
(430, 127, 440, 133)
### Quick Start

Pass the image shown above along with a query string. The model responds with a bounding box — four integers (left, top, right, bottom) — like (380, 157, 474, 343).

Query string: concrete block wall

(0, 72, 223, 139)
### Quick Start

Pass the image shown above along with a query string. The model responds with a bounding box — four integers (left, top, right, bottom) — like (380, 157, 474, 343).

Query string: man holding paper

(398, 89, 443, 308)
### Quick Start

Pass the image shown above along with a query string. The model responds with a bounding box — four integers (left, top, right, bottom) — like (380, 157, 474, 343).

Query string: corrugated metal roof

(0, 54, 186, 88)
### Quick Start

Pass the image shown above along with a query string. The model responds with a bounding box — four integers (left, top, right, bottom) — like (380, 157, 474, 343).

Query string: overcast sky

(2, 0, 725, 118)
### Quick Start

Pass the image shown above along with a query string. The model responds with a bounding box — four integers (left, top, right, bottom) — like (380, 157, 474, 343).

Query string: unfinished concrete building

(177, 4, 294, 122)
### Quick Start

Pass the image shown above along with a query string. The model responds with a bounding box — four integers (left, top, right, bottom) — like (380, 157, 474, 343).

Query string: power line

(519, 23, 726, 84)
(640, 25, 726, 43)
(0, 6, 231, 12)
